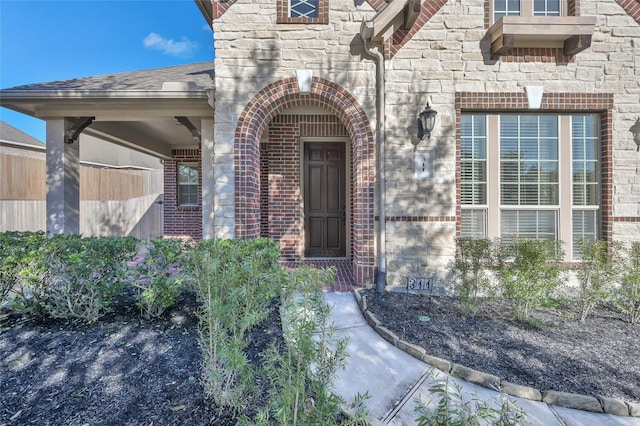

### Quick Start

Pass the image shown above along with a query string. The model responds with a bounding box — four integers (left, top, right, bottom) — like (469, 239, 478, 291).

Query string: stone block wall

(210, 0, 639, 287)
(380, 0, 639, 286)
(211, 0, 379, 240)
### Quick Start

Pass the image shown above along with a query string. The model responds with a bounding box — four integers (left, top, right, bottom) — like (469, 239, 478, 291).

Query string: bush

(575, 239, 621, 322)
(450, 238, 494, 317)
(260, 266, 368, 425)
(495, 238, 563, 320)
(616, 242, 640, 325)
(0, 231, 46, 308)
(130, 238, 186, 319)
(36, 235, 138, 321)
(414, 371, 528, 426)
(185, 238, 285, 412)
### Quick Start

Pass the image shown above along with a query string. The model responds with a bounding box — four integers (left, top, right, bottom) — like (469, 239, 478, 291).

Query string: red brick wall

(616, 0, 640, 24)
(163, 148, 202, 239)
(264, 115, 302, 260)
(261, 114, 349, 261)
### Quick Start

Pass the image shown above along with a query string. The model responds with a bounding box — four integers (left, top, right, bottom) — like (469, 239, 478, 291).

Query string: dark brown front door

(304, 142, 346, 257)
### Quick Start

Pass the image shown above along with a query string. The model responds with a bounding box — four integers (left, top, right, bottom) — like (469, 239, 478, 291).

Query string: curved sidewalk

(325, 291, 640, 426)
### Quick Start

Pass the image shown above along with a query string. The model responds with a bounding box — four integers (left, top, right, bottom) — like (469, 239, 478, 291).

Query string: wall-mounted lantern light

(631, 117, 640, 152)
(417, 102, 437, 141)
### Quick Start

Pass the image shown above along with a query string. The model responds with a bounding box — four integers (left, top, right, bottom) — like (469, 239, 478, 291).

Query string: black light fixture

(631, 117, 640, 152)
(418, 102, 437, 140)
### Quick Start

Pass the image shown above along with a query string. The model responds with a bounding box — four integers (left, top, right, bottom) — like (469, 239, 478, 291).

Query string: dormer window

(277, 0, 328, 24)
(290, 0, 318, 18)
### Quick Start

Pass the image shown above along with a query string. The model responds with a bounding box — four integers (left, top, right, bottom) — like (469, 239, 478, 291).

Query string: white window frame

(460, 113, 600, 260)
(492, 0, 566, 23)
(177, 162, 199, 206)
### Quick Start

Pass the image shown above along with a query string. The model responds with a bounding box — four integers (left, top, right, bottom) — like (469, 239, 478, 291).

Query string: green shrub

(130, 238, 186, 319)
(185, 238, 285, 412)
(450, 238, 494, 317)
(495, 238, 563, 320)
(575, 239, 621, 322)
(616, 242, 640, 325)
(260, 265, 368, 426)
(0, 231, 46, 307)
(414, 371, 528, 426)
(37, 235, 138, 321)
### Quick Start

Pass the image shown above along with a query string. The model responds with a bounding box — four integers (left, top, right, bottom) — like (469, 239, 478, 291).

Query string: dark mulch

(364, 289, 640, 403)
(0, 291, 283, 426)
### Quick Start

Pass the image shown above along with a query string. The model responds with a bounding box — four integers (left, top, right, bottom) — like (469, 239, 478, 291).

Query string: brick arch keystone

(234, 76, 376, 283)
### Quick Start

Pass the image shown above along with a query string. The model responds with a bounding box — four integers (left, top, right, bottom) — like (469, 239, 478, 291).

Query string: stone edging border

(352, 289, 640, 418)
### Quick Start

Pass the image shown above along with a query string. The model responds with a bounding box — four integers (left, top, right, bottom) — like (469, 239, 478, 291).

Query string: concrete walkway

(325, 292, 640, 426)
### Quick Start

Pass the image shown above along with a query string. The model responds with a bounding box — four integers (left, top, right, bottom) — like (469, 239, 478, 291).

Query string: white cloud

(143, 32, 198, 57)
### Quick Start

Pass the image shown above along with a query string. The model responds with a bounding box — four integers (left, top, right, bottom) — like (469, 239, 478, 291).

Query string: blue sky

(0, 0, 214, 141)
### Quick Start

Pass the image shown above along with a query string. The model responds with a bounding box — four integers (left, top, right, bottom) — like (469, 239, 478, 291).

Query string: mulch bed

(363, 289, 640, 403)
(0, 291, 283, 426)
(3, 287, 639, 425)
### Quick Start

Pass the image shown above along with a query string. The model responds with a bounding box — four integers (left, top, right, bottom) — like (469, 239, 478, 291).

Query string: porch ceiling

(1, 92, 212, 159)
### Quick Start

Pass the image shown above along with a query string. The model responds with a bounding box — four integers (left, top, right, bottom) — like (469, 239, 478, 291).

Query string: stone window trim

(484, 0, 596, 58)
(455, 92, 614, 247)
(277, 0, 329, 24)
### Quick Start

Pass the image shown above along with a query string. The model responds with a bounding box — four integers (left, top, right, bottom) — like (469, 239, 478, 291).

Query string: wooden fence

(0, 153, 164, 239)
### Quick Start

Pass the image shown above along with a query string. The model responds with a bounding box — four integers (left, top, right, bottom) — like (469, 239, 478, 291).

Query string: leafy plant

(37, 235, 138, 321)
(414, 371, 528, 426)
(0, 231, 46, 308)
(185, 238, 285, 413)
(130, 238, 186, 319)
(575, 239, 621, 322)
(495, 238, 563, 320)
(616, 242, 640, 324)
(260, 265, 369, 426)
(450, 238, 494, 317)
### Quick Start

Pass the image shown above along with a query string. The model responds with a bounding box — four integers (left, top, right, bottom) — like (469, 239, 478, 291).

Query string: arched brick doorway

(234, 77, 375, 284)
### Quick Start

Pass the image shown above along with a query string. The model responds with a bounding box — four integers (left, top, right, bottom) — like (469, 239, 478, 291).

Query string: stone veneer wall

(380, 0, 639, 287)
(212, 0, 378, 283)
(211, 0, 639, 287)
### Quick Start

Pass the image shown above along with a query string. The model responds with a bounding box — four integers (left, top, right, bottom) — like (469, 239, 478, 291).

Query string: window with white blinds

(460, 113, 600, 260)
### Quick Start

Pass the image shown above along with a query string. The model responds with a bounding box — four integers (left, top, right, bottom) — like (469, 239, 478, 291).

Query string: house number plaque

(406, 276, 432, 291)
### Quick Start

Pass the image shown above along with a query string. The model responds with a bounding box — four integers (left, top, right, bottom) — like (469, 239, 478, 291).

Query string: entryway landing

(280, 259, 358, 292)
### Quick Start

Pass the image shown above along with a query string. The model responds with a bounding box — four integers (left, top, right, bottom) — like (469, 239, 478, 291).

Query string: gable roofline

(1, 62, 214, 94)
(0, 120, 45, 148)
(194, 0, 213, 28)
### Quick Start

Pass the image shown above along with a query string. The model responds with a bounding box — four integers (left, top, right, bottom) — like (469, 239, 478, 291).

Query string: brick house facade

(178, 0, 639, 287)
(3, 1, 638, 288)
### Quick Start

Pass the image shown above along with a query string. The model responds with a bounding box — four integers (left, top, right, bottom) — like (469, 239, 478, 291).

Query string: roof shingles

(2, 62, 214, 92)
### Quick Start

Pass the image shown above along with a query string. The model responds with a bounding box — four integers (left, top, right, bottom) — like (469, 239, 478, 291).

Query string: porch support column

(201, 117, 215, 239)
(46, 119, 80, 236)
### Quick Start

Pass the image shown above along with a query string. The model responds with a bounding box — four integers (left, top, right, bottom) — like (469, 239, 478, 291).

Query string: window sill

(487, 16, 597, 56)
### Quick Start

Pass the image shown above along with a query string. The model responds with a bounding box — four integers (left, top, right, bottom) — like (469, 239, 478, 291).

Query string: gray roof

(0, 120, 44, 146)
(2, 62, 214, 92)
